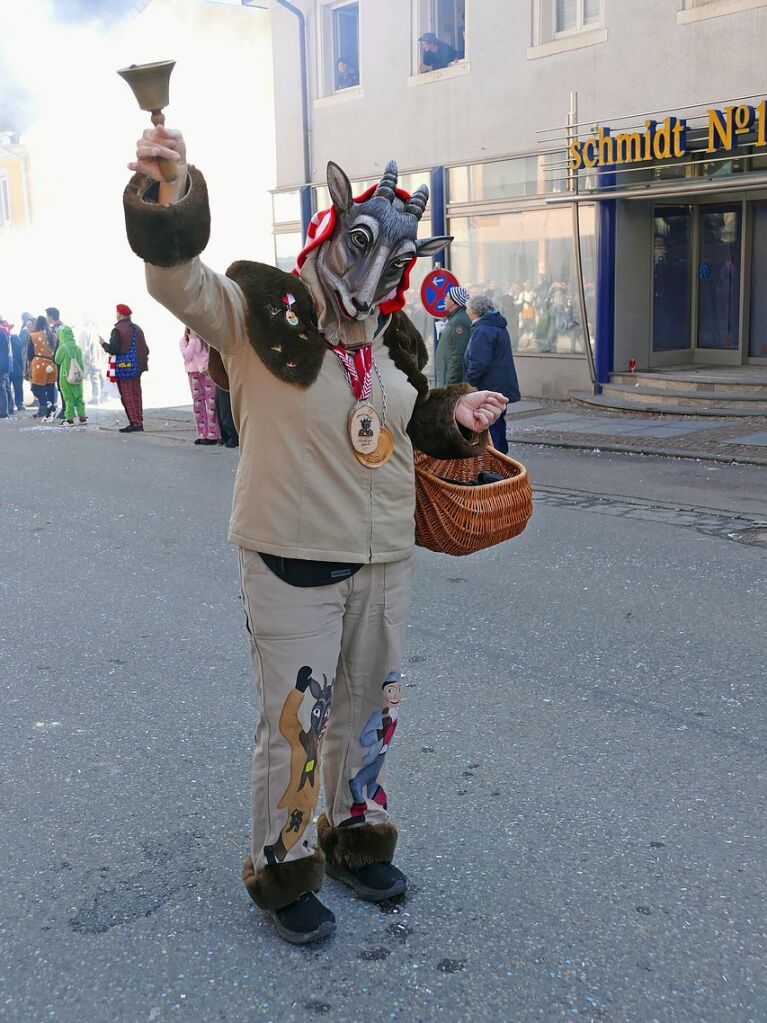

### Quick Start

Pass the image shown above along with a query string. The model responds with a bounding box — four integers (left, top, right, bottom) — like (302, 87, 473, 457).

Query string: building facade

(0, 133, 32, 233)
(269, 0, 767, 398)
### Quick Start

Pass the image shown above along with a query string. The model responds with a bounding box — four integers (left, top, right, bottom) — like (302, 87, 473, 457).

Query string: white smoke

(0, 0, 276, 408)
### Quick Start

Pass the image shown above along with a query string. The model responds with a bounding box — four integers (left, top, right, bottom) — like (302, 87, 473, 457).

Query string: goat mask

(295, 160, 452, 334)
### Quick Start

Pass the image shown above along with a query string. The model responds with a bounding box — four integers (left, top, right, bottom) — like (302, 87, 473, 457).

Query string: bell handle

(150, 109, 178, 184)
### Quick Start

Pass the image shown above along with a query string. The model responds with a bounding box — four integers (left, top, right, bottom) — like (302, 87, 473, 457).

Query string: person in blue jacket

(464, 294, 520, 453)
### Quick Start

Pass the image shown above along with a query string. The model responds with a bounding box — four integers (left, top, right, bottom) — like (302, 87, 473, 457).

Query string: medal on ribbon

(329, 343, 394, 469)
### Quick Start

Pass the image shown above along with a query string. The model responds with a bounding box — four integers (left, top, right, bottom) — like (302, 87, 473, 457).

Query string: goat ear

(308, 679, 322, 698)
(416, 235, 453, 258)
(327, 161, 354, 214)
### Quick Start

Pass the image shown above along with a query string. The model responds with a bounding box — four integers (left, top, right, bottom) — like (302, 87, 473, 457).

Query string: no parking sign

(420, 268, 459, 318)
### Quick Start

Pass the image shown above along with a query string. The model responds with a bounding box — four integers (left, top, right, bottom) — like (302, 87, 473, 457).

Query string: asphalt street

(1, 412, 765, 1023)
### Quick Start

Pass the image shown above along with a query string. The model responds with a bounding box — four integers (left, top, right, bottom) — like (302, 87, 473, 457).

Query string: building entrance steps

(572, 365, 767, 417)
(505, 399, 767, 465)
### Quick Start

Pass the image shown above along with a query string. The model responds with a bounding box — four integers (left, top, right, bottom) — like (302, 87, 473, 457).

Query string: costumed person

(28, 316, 58, 419)
(53, 325, 87, 425)
(102, 304, 149, 433)
(124, 123, 508, 945)
(179, 326, 220, 445)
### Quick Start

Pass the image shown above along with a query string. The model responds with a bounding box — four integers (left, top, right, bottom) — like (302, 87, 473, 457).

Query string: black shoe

(269, 892, 336, 945)
(326, 861, 407, 902)
(224, 438, 239, 448)
(194, 438, 218, 445)
(119, 424, 144, 433)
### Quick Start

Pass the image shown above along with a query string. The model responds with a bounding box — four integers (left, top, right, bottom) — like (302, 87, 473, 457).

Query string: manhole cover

(728, 527, 767, 547)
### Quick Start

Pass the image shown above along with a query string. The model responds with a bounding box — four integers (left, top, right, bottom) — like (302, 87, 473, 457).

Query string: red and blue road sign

(420, 268, 459, 317)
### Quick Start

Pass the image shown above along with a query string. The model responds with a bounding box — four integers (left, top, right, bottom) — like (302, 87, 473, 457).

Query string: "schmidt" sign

(568, 100, 767, 170)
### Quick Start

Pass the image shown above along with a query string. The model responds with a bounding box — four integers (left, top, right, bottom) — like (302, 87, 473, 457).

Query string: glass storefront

(448, 205, 594, 355)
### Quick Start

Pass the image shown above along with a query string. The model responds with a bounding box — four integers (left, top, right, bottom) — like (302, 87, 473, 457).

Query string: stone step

(611, 371, 767, 394)
(570, 391, 767, 417)
(601, 383, 767, 411)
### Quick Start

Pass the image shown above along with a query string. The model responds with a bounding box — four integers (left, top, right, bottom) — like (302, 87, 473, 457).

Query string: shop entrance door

(748, 201, 767, 361)
(694, 203, 743, 364)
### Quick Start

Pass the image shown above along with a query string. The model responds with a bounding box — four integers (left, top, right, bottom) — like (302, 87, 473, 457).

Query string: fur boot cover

(242, 849, 324, 911)
(316, 813, 398, 870)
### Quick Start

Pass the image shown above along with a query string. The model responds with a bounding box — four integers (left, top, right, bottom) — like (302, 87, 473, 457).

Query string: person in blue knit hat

(434, 285, 471, 386)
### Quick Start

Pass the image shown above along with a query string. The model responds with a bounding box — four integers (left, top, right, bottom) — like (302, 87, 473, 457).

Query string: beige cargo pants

(238, 548, 412, 910)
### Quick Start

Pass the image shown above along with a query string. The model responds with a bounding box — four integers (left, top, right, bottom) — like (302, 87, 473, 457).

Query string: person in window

(335, 57, 358, 90)
(418, 32, 457, 73)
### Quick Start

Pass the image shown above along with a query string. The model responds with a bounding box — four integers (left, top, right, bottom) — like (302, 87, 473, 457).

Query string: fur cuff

(123, 166, 211, 267)
(407, 383, 489, 459)
(242, 849, 324, 911)
(317, 813, 398, 869)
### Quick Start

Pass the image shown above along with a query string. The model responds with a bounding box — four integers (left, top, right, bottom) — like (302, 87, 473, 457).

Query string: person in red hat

(101, 304, 149, 432)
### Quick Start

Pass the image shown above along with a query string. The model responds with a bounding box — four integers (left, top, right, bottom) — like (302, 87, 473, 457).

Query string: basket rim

(414, 448, 529, 491)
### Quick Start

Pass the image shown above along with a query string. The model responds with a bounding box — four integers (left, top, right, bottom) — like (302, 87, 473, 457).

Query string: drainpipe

(273, 0, 313, 237)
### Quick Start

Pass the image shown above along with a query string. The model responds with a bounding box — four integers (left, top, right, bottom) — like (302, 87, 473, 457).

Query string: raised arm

(123, 125, 247, 355)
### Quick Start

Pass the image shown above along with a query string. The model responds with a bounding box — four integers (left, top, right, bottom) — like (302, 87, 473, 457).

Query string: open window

(320, 1, 360, 95)
(414, 0, 466, 75)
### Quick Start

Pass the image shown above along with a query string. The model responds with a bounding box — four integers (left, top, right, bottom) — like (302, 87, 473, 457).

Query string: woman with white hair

(465, 294, 520, 453)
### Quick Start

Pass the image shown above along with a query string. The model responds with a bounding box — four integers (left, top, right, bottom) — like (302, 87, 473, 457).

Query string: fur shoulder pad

(382, 311, 430, 405)
(226, 260, 327, 388)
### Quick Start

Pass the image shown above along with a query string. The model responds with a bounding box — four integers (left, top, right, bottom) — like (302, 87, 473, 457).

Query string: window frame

(317, 0, 361, 98)
(553, 0, 601, 38)
(411, 0, 469, 79)
(677, 0, 767, 22)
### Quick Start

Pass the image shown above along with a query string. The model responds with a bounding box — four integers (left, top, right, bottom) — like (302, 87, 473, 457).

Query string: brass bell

(117, 59, 177, 183)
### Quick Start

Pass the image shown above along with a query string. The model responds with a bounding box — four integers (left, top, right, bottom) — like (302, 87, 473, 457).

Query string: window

(678, 0, 767, 21)
(321, 1, 360, 94)
(0, 176, 10, 227)
(415, 0, 465, 74)
(273, 189, 302, 271)
(448, 207, 595, 355)
(555, 0, 600, 34)
(529, 0, 606, 58)
(448, 156, 562, 203)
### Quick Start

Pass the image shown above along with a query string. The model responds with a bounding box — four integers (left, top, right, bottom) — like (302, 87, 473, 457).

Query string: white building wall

(270, 0, 767, 398)
(273, 0, 767, 185)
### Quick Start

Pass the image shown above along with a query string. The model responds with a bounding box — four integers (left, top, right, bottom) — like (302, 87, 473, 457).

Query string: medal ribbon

(328, 342, 372, 401)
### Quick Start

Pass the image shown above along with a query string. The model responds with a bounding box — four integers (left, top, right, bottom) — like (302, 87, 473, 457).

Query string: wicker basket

(414, 445, 533, 556)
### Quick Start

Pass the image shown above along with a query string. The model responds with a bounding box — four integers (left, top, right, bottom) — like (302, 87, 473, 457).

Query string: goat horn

(405, 184, 429, 220)
(374, 160, 398, 201)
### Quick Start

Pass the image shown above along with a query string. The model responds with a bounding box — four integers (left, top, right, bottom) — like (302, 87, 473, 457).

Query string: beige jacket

(125, 168, 486, 563)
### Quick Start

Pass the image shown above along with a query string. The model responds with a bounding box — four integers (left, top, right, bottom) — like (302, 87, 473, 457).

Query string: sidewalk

(506, 399, 767, 466)
(96, 401, 767, 465)
(97, 404, 198, 443)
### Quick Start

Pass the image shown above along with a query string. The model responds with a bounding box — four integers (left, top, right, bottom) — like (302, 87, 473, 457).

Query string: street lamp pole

(272, 0, 313, 238)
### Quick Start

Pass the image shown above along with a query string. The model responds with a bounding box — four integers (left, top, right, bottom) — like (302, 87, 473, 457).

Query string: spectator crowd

(0, 304, 239, 447)
(2, 287, 517, 450)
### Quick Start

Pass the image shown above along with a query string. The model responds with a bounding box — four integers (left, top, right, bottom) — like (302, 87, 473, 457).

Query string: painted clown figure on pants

(124, 123, 508, 944)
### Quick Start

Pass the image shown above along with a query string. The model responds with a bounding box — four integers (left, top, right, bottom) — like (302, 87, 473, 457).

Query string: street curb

(510, 436, 767, 467)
